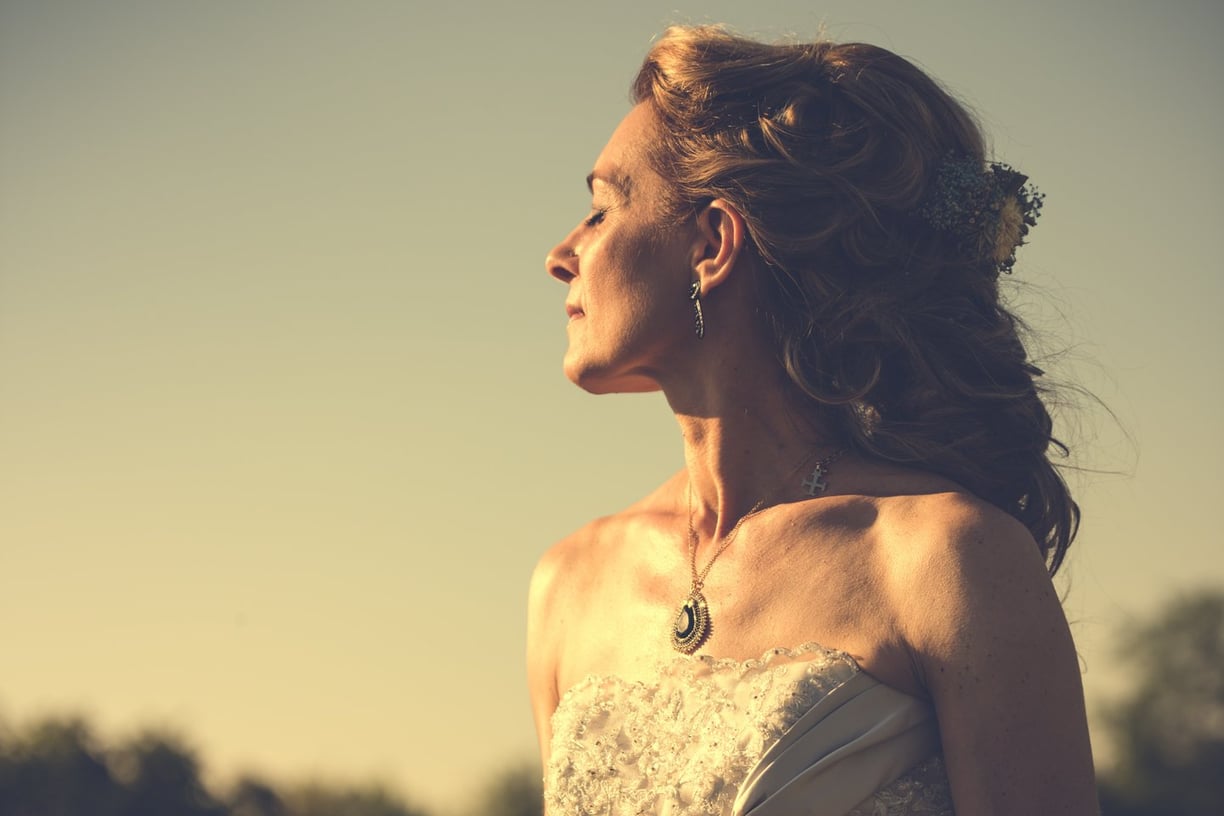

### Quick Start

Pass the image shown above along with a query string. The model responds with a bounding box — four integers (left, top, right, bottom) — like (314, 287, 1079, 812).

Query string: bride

(529, 25, 1098, 815)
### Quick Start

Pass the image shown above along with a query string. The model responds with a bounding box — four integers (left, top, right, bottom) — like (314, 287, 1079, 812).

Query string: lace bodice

(546, 644, 953, 816)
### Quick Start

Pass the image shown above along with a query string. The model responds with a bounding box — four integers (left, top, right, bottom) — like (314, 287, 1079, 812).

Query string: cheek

(585, 223, 687, 326)
(618, 230, 683, 294)
(611, 272, 688, 350)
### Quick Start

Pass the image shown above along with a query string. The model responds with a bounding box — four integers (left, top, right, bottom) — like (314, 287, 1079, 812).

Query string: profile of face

(545, 104, 701, 395)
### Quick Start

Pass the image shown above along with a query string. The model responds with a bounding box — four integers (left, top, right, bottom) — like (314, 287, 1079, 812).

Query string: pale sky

(1, 1, 1221, 812)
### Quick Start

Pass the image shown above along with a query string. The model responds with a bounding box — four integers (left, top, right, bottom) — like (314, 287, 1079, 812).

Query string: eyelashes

(584, 208, 608, 228)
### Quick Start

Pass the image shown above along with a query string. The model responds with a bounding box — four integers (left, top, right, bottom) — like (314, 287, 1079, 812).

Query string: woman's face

(546, 104, 699, 394)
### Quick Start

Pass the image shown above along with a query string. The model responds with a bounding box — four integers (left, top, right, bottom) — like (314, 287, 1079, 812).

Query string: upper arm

(895, 500, 1098, 815)
(527, 544, 564, 770)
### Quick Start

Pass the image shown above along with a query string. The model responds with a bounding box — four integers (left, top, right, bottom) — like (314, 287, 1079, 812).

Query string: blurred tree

(1097, 589, 1224, 816)
(283, 781, 428, 816)
(0, 716, 124, 816)
(111, 729, 226, 816)
(0, 711, 551, 816)
(228, 775, 289, 816)
(463, 761, 542, 816)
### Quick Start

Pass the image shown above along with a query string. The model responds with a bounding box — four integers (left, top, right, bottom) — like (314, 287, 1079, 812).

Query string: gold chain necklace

(670, 448, 844, 654)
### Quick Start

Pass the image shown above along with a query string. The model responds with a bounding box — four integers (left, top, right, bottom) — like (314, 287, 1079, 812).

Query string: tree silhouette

(282, 781, 428, 816)
(0, 715, 435, 816)
(111, 729, 226, 816)
(462, 761, 542, 816)
(0, 717, 124, 816)
(228, 776, 289, 816)
(1097, 589, 1224, 815)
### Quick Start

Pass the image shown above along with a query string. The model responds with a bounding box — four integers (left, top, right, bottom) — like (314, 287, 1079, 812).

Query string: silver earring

(689, 281, 704, 340)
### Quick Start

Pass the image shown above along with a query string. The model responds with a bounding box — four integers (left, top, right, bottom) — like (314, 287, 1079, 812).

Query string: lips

(566, 303, 585, 319)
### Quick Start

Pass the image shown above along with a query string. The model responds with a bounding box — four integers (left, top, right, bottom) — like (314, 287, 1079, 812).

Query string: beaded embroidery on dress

(546, 644, 953, 816)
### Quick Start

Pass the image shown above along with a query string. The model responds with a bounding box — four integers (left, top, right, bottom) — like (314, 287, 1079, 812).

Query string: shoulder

(872, 491, 1051, 632)
(783, 486, 1058, 684)
(527, 478, 682, 663)
(874, 487, 1027, 540)
(526, 513, 610, 653)
(527, 514, 613, 659)
(532, 469, 685, 586)
(867, 492, 1097, 812)
(528, 473, 682, 642)
(526, 475, 684, 765)
(868, 490, 1057, 664)
(529, 479, 674, 610)
(525, 517, 607, 766)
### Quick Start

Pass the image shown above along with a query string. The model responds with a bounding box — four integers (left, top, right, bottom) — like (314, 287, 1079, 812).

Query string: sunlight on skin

(0, 0, 1220, 810)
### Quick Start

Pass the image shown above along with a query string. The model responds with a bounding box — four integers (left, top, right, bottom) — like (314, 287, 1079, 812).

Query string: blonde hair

(634, 26, 1077, 573)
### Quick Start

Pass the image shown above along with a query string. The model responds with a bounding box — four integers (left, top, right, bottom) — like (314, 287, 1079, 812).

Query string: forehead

(589, 103, 663, 198)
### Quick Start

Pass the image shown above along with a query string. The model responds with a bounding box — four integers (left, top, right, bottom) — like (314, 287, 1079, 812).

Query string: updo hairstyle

(633, 26, 1077, 574)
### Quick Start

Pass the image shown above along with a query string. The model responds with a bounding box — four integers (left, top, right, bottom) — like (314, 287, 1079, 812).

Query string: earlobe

(691, 199, 747, 293)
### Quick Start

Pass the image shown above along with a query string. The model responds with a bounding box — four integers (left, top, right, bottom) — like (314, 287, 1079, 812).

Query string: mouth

(566, 304, 585, 320)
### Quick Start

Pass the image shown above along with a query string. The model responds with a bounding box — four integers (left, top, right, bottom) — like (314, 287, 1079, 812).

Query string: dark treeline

(0, 718, 540, 816)
(1094, 589, 1224, 815)
(2, 589, 1220, 815)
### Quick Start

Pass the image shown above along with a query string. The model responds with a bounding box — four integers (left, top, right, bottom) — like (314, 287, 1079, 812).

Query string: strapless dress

(545, 643, 954, 815)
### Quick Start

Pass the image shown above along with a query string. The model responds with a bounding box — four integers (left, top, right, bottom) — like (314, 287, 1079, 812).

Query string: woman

(529, 25, 1098, 815)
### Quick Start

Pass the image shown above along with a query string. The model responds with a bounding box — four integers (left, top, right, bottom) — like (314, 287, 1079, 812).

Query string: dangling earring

(689, 281, 704, 340)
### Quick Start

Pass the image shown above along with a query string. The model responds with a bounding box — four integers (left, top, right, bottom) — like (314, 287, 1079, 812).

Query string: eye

(584, 208, 608, 228)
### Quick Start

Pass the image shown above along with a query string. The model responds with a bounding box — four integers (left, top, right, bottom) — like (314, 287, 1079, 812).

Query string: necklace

(670, 448, 844, 654)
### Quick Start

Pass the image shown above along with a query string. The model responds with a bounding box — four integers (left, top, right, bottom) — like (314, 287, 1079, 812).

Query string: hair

(633, 25, 1078, 574)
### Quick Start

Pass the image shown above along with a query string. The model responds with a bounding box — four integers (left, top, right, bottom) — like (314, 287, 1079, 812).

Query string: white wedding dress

(545, 643, 954, 815)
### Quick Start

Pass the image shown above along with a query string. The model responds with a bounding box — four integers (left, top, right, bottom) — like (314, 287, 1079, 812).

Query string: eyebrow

(586, 170, 632, 198)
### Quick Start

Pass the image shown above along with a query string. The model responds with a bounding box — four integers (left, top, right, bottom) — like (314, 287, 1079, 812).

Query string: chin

(564, 357, 662, 395)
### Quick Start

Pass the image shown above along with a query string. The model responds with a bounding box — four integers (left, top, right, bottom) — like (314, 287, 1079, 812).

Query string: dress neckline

(556, 641, 862, 711)
(686, 640, 859, 671)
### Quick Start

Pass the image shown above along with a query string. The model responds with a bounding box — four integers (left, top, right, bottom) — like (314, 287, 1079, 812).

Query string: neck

(651, 265, 843, 539)
(664, 362, 838, 540)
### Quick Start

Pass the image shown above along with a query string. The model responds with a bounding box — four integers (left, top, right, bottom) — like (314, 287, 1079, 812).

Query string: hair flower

(918, 155, 1045, 274)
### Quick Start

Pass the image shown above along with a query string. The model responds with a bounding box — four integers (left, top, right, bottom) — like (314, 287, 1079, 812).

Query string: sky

(1, 0, 1221, 812)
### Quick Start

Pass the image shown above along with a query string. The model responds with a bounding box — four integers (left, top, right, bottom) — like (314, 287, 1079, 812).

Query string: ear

(690, 199, 748, 296)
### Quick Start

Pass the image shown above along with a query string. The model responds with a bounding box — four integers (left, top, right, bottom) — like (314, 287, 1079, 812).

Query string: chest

(558, 524, 923, 701)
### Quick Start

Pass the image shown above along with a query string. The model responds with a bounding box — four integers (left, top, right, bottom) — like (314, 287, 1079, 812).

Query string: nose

(546, 240, 577, 284)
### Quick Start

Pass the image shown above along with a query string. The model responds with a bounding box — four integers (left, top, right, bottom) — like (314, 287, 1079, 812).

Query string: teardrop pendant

(670, 589, 711, 654)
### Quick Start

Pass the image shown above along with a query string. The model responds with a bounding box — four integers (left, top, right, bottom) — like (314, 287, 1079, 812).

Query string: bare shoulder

(527, 511, 621, 671)
(528, 472, 683, 657)
(875, 490, 1046, 589)
(528, 472, 682, 621)
(526, 514, 612, 768)
(871, 491, 1056, 656)
(526, 510, 616, 662)
(529, 516, 602, 614)
(871, 491, 1097, 813)
(526, 473, 684, 767)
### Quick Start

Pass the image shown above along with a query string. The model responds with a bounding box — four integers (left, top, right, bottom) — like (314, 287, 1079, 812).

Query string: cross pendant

(801, 465, 828, 495)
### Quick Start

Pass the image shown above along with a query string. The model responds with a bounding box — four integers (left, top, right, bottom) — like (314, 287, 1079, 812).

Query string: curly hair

(633, 26, 1078, 574)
